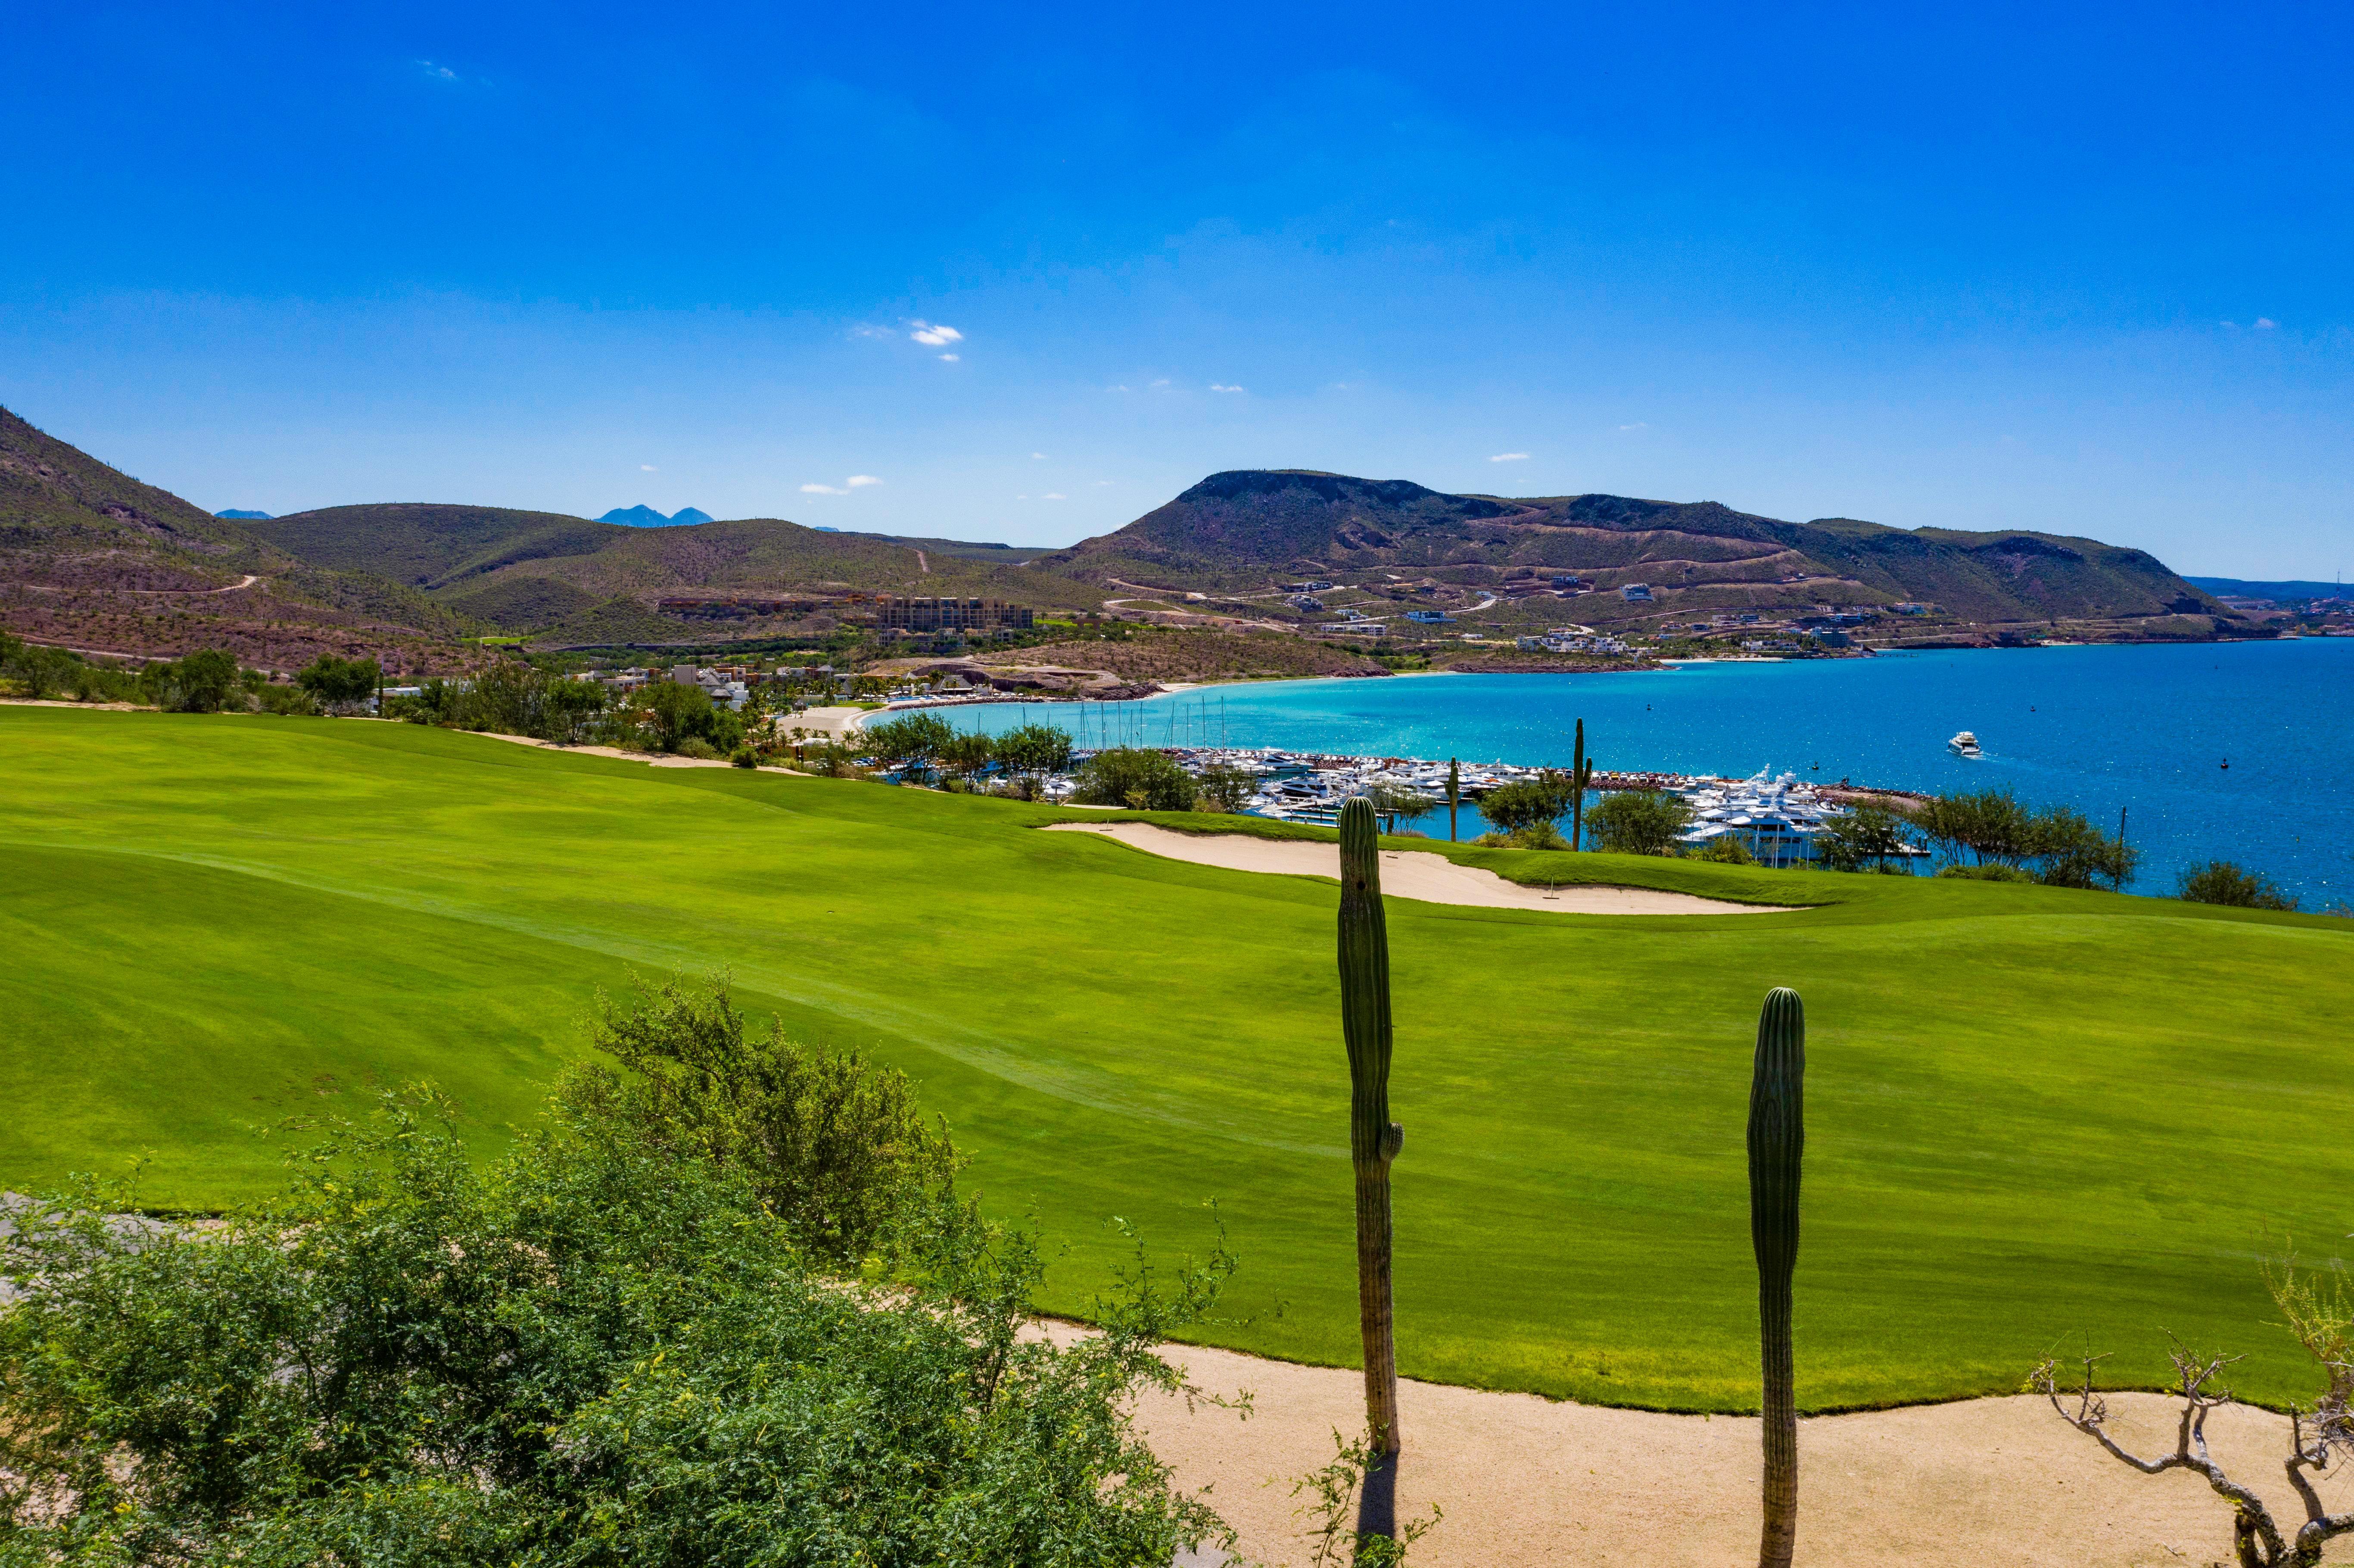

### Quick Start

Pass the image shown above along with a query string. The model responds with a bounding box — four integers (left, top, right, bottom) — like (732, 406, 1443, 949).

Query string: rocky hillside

(1041, 470, 2229, 635)
(0, 407, 480, 670)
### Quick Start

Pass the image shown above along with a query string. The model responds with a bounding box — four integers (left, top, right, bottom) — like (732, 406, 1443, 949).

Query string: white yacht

(1948, 731, 1983, 758)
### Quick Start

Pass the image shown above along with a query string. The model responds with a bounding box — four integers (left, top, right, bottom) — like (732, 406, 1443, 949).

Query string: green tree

(145, 647, 243, 712)
(1071, 747, 1196, 811)
(2178, 859, 2298, 910)
(1195, 762, 1258, 814)
(864, 712, 956, 781)
(1478, 772, 1574, 836)
(2027, 806, 2138, 890)
(1362, 781, 1435, 834)
(544, 676, 609, 744)
(994, 722, 1074, 798)
(1814, 804, 1914, 873)
(938, 730, 998, 783)
(295, 654, 382, 713)
(1905, 788, 2035, 866)
(642, 678, 719, 753)
(1583, 788, 1694, 855)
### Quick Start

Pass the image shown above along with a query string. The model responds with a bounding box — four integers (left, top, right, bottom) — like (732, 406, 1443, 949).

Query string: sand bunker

(1042, 822, 1794, 915)
(1143, 1341, 2354, 1567)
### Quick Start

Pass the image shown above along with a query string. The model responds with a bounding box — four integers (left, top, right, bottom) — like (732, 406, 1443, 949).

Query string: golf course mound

(4, 704, 2350, 1413)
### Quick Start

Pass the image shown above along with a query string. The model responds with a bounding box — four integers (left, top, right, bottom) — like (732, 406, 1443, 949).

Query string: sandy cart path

(1143, 1341, 2354, 1567)
(1042, 822, 1794, 915)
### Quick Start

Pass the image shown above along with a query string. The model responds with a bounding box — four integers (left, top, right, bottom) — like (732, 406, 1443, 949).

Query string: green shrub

(295, 654, 381, 713)
(0, 1088, 1237, 1568)
(1814, 804, 1912, 872)
(729, 744, 760, 768)
(1479, 774, 1574, 836)
(140, 647, 243, 712)
(255, 682, 318, 716)
(676, 736, 723, 760)
(564, 973, 955, 1268)
(1509, 821, 1570, 851)
(995, 722, 1073, 787)
(1694, 833, 1756, 864)
(1071, 747, 1197, 811)
(1583, 788, 1694, 855)
(864, 712, 957, 781)
(2178, 859, 2298, 910)
(1934, 863, 2034, 883)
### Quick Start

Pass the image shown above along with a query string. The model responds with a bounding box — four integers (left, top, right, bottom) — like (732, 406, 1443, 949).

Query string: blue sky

(4, 1, 2348, 575)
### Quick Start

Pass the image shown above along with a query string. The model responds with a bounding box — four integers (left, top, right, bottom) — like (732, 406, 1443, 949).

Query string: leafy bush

(1071, 747, 1197, 811)
(565, 974, 955, 1268)
(729, 744, 760, 768)
(1811, 803, 1906, 871)
(2178, 859, 2298, 910)
(938, 729, 997, 781)
(864, 712, 957, 781)
(1583, 788, 1694, 855)
(137, 648, 243, 712)
(1694, 833, 1757, 864)
(294, 654, 380, 714)
(676, 736, 723, 760)
(1195, 762, 1258, 814)
(1478, 774, 1575, 836)
(254, 681, 318, 716)
(1904, 789, 2134, 888)
(1934, 863, 2035, 883)
(994, 722, 1073, 786)
(0, 1091, 1237, 1567)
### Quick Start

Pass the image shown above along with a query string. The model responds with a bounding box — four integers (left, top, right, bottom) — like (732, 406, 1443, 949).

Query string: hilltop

(252, 500, 1101, 645)
(1038, 470, 2230, 641)
(0, 407, 480, 670)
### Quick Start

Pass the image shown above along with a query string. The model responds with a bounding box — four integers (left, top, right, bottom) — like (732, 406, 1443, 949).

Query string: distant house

(1620, 584, 1653, 602)
(1404, 610, 1452, 624)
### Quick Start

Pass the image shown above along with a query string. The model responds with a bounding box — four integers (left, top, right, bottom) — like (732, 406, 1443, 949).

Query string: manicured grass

(4, 705, 2351, 1412)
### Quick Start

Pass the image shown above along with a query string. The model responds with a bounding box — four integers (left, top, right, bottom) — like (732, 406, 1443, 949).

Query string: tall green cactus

(1337, 796, 1403, 1456)
(1446, 757, 1460, 843)
(1569, 719, 1596, 849)
(1749, 987, 1806, 1568)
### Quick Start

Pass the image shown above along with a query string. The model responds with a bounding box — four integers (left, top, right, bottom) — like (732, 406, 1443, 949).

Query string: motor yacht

(1948, 731, 1983, 758)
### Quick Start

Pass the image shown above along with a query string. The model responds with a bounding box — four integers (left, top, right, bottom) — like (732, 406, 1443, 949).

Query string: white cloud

(1093, 479, 1113, 486)
(2220, 320, 2237, 328)
(1488, 452, 1529, 463)
(1043, 493, 1067, 501)
(1209, 383, 1246, 394)
(416, 59, 458, 81)
(1031, 452, 1048, 460)
(909, 321, 964, 346)
(800, 483, 847, 496)
(1618, 422, 1648, 432)
(2256, 317, 2278, 329)
(937, 352, 960, 362)
(1149, 378, 1171, 388)
(639, 464, 657, 472)
(1108, 384, 1132, 392)
(846, 475, 882, 488)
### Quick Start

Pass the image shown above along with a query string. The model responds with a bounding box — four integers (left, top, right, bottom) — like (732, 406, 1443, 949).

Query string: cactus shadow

(1355, 1449, 1397, 1542)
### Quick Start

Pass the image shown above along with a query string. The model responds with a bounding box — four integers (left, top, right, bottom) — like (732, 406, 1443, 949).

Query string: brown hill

(1040, 470, 2230, 635)
(0, 407, 481, 671)
(253, 503, 1102, 643)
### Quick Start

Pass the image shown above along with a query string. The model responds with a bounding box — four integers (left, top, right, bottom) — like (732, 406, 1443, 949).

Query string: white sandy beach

(1041, 821, 1794, 914)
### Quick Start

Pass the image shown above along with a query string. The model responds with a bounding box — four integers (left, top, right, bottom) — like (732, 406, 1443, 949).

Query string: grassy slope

(3, 706, 2349, 1415)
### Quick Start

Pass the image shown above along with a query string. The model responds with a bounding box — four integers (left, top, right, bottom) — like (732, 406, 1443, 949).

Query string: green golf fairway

(4, 706, 2349, 1413)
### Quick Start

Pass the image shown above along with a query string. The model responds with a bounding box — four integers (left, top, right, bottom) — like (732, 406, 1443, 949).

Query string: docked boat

(1948, 731, 1983, 758)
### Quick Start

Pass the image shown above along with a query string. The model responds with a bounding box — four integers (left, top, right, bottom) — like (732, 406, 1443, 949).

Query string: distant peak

(669, 506, 713, 526)
(598, 503, 714, 527)
(215, 508, 274, 520)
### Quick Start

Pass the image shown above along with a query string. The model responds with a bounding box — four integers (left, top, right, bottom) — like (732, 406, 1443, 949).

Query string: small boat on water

(1949, 731, 1983, 758)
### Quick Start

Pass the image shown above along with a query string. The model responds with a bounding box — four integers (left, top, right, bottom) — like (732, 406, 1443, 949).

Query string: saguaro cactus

(1569, 719, 1597, 850)
(1446, 757, 1460, 843)
(1338, 796, 1403, 1456)
(1749, 987, 1806, 1568)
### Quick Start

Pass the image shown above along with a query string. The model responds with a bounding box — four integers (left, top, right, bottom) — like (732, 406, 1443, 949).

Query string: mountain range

(0, 406, 2243, 664)
(598, 504, 713, 527)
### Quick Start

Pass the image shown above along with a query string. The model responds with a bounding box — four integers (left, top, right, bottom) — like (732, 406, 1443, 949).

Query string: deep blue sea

(934, 639, 2354, 906)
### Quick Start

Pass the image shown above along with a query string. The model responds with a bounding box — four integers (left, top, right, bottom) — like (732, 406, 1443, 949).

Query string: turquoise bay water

(937, 639, 2354, 906)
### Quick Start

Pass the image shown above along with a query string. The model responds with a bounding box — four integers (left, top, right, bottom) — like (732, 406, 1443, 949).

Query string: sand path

(1042, 821, 1794, 915)
(1143, 1341, 2354, 1566)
